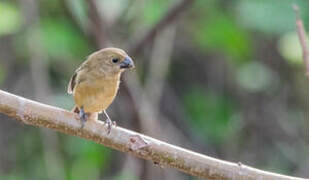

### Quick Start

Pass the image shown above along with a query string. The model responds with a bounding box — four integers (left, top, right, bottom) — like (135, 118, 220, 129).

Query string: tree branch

(0, 89, 305, 180)
(293, 4, 309, 76)
(129, 0, 194, 56)
(85, 0, 110, 47)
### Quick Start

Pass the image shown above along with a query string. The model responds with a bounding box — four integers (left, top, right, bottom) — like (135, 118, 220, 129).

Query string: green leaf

(112, 171, 137, 180)
(70, 157, 100, 180)
(66, 137, 111, 180)
(236, 0, 309, 35)
(66, 0, 88, 29)
(193, 13, 252, 62)
(184, 88, 236, 143)
(40, 19, 91, 60)
(141, 0, 171, 26)
(0, 64, 6, 85)
(236, 61, 277, 92)
(0, 2, 20, 36)
(278, 32, 304, 64)
(64, 136, 111, 167)
(0, 173, 24, 180)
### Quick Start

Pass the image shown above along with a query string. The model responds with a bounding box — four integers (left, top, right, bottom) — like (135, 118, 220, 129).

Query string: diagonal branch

(293, 4, 309, 76)
(0, 89, 306, 180)
(129, 0, 194, 56)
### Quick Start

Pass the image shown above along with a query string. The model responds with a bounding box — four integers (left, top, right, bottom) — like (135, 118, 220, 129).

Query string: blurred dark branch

(293, 4, 309, 76)
(62, 0, 87, 36)
(0, 90, 306, 180)
(129, 0, 194, 56)
(86, 0, 109, 47)
(19, 0, 66, 179)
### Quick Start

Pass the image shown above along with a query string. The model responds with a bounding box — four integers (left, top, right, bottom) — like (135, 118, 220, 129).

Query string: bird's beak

(120, 56, 134, 69)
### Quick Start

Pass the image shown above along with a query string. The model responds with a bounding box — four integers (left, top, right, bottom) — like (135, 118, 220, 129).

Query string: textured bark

(0, 90, 306, 180)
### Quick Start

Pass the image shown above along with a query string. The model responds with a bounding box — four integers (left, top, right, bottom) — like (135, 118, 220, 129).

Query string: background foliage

(0, 0, 309, 179)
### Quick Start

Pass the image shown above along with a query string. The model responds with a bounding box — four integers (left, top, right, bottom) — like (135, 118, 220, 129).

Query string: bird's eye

(112, 58, 119, 63)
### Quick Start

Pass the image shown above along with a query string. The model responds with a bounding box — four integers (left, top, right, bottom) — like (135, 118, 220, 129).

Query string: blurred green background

(1, 0, 309, 179)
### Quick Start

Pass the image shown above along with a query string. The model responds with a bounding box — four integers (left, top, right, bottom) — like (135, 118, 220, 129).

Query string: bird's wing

(67, 60, 91, 94)
(67, 72, 77, 94)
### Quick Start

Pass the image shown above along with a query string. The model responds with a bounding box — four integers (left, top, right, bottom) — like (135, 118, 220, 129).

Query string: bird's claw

(106, 118, 112, 134)
(79, 107, 88, 128)
(105, 118, 116, 134)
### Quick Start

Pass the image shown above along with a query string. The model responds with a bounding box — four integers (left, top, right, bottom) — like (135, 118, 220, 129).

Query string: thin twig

(293, 4, 309, 76)
(129, 0, 194, 56)
(0, 89, 306, 180)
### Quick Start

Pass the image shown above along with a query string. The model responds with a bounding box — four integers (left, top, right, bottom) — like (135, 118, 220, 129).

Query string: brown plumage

(67, 47, 134, 133)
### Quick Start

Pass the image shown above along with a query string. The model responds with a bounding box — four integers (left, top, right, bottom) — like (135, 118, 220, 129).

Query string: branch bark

(0, 89, 306, 180)
(293, 4, 309, 76)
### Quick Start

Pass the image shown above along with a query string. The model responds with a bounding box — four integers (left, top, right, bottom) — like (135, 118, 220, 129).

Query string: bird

(67, 47, 134, 134)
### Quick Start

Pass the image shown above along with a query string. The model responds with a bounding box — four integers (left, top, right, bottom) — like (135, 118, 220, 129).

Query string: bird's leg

(103, 110, 114, 134)
(79, 106, 88, 128)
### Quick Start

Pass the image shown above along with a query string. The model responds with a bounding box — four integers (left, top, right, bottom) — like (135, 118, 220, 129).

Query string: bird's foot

(112, 121, 117, 127)
(106, 118, 116, 134)
(103, 110, 115, 134)
(105, 118, 116, 134)
(79, 107, 88, 128)
(105, 118, 112, 134)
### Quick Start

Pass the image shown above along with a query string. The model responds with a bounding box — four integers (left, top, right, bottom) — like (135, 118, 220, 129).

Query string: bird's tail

(72, 105, 80, 113)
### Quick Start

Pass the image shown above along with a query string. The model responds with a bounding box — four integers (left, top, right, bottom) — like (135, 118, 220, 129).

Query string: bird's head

(89, 47, 135, 75)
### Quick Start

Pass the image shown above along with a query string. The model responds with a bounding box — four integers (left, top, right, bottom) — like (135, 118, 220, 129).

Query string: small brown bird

(67, 47, 134, 133)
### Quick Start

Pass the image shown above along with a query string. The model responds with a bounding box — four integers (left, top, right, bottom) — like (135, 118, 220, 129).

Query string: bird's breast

(73, 76, 120, 113)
